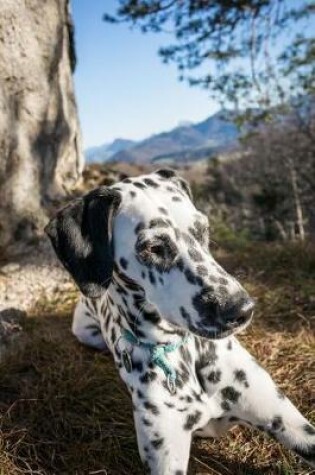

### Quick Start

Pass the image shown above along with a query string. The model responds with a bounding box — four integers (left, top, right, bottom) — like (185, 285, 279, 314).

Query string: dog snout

(238, 297, 255, 321)
(192, 286, 254, 334)
(224, 297, 255, 327)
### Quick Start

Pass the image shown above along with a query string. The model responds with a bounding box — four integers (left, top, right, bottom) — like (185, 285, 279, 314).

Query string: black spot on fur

(156, 168, 177, 179)
(188, 248, 203, 262)
(178, 362, 190, 385)
(181, 232, 195, 247)
(192, 288, 217, 323)
(135, 222, 145, 234)
(208, 369, 222, 384)
(144, 178, 159, 187)
(133, 181, 146, 189)
(218, 285, 228, 297)
(277, 387, 286, 399)
(129, 190, 136, 198)
(151, 437, 164, 449)
(196, 265, 208, 276)
(110, 327, 116, 345)
(176, 258, 184, 271)
(149, 218, 170, 229)
(133, 294, 144, 309)
(221, 401, 231, 411)
(137, 389, 144, 399)
(143, 401, 160, 415)
(119, 257, 128, 270)
(180, 306, 192, 324)
(142, 417, 153, 426)
(85, 323, 101, 337)
(158, 207, 168, 215)
(227, 340, 233, 350)
(195, 341, 217, 368)
(143, 309, 160, 324)
(172, 196, 182, 202)
(149, 270, 156, 285)
(140, 371, 158, 384)
(221, 386, 241, 404)
(132, 360, 144, 372)
(184, 268, 196, 284)
(179, 345, 192, 364)
(189, 221, 207, 244)
(191, 389, 202, 402)
(195, 276, 203, 286)
(183, 410, 202, 430)
(164, 402, 175, 408)
(271, 416, 284, 432)
(304, 424, 315, 435)
(234, 369, 249, 388)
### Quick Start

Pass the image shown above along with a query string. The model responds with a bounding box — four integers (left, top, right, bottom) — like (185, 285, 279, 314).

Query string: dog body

(46, 169, 315, 474)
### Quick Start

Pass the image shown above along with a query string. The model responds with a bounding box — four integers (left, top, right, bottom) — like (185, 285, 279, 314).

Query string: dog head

(46, 169, 254, 339)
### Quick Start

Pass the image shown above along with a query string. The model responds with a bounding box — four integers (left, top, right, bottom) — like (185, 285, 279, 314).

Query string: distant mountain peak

(177, 120, 193, 128)
(85, 138, 136, 163)
(85, 109, 239, 165)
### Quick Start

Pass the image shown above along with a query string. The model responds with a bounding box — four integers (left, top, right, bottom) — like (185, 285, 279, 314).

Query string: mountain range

(85, 110, 239, 165)
(85, 138, 136, 163)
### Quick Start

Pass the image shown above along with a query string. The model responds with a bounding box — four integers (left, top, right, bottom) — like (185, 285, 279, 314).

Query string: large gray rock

(0, 0, 83, 248)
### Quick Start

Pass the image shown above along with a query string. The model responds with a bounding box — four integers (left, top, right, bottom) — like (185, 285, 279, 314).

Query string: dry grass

(0, 243, 314, 475)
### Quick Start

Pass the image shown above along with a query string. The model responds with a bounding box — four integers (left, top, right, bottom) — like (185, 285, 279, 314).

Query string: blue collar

(121, 328, 189, 393)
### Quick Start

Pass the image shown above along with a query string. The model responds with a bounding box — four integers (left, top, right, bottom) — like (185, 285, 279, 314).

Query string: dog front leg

(224, 341, 315, 468)
(133, 403, 192, 475)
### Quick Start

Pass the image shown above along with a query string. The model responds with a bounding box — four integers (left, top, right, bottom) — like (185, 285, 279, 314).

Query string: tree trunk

(289, 163, 305, 242)
(0, 0, 83, 249)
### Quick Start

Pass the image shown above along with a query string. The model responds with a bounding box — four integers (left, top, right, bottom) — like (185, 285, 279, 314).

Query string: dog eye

(150, 244, 165, 256)
(136, 235, 178, 271)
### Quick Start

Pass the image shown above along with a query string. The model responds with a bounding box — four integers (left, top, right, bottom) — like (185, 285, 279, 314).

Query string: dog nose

(235, 298, 255, 324)
(226, 297, 255, 327)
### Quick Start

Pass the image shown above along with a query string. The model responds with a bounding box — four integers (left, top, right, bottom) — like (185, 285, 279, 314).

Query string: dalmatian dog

(45, 169, 315, 474)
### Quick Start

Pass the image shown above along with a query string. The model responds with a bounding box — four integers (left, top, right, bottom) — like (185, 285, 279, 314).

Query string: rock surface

(0, 0, 83, 248)
(0, 238, 75, 359)
(0, 240, 73, 314)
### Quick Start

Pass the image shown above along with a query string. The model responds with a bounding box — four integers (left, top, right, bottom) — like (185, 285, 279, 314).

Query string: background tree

(192, 101, 315, 242)
(0, 0, 83, 250)
(106, 1, 314, 242)
(105, 1, 314, 113)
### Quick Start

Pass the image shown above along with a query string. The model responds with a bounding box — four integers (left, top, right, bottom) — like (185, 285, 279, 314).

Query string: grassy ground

(0, 243, 314, 475)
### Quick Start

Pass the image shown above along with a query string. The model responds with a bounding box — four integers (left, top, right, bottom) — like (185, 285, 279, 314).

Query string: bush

(210, 217, 251, 250)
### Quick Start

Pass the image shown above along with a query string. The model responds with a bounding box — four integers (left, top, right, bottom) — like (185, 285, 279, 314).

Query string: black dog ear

(155, 168, 193, 200)
(45, 187, 121, 298)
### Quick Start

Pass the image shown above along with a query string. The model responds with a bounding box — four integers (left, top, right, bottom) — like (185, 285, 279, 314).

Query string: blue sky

(72, 0, 218, 148)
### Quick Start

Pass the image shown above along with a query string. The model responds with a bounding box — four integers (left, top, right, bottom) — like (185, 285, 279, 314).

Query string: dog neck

(109, 270, 186, 346)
